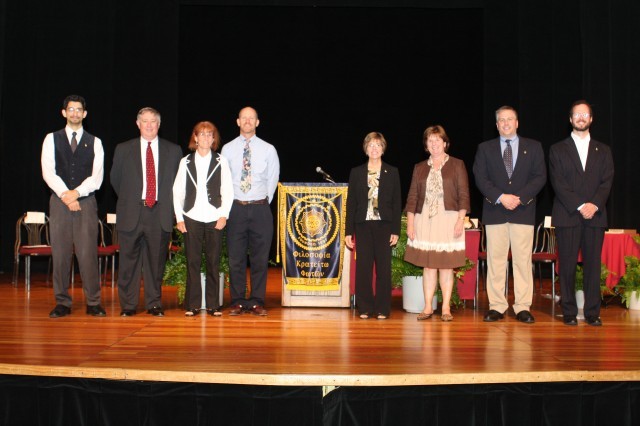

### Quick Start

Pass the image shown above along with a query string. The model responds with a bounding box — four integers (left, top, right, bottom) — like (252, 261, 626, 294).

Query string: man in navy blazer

(473, 106, 546, 324)
(110, 107, 182, 317)
(550, 100, 614, 326)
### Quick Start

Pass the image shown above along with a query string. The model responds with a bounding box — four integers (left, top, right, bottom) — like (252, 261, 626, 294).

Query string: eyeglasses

(572, 112, 591, 119)
(66, 107, 84, 113)
(497, 117, 516, 123)
(198, 132, 214, 137)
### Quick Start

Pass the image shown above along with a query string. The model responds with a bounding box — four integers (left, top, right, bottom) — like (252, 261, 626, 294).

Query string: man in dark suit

(550, 100, 614, 327)
(473, 106, 546, 324)
(110, 107, 182, 317)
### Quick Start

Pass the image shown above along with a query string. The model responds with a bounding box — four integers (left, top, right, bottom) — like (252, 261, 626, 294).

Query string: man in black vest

(41, 95, 105, 318)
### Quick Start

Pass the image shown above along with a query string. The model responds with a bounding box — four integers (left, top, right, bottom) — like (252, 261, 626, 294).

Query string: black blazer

(549, 136, 614, 228)
(472, 136, 546, 226)
(110, 137, 182, 232)
(345, 161, 401, 236)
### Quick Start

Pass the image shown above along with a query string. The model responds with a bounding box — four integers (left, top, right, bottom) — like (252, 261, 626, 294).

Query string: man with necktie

(110, 107, 182, 317)
(41, 95, 105, 318)
(473, 106, 546, 324)
(221, 106, 280, 316)
(550, 100, 614, 326)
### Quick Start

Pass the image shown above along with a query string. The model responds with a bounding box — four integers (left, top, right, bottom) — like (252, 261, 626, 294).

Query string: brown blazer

(404, 156, 470, 214)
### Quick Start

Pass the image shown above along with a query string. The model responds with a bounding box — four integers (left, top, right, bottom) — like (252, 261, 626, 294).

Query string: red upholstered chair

(13, 212, 52, 291)
(532, 218, 557, 299)
(98, 214, 119, 287)
(168, 227, 182, 259)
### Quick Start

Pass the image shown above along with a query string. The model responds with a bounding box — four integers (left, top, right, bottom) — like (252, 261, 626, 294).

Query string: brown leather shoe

(228, 305, 244, 316)
(250, 305, 267, 316)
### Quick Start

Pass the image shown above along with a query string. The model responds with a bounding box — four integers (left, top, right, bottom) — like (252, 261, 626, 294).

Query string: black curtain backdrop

(1, 0, 639, 274)
(1, 375, 639, 426)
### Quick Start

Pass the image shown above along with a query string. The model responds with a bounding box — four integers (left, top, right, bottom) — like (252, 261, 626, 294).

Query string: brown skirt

(404, 197, 465, 269)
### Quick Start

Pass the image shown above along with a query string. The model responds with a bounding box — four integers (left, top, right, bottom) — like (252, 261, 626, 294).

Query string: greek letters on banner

(278, 183, 348, 291)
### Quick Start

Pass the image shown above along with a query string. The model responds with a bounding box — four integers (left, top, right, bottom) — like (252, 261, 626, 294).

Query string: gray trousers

(49, 194, 101, 307)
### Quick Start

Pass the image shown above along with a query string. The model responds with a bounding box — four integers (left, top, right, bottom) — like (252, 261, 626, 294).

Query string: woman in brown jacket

(404, 125, 470, 321)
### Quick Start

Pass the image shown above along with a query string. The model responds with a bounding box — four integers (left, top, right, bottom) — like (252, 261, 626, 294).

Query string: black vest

(183, 152, 222, 211)
(53, 129, 96, 195)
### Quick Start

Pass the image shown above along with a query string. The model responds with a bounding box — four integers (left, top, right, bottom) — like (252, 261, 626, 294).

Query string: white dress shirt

(571, 132, 590, 171)
(221, 135, 280, 202)
(571, 132, 593, 211)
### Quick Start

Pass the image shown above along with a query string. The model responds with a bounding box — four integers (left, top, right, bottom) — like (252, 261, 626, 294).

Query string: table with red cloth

(600, 233, 640, 288)
(457, 229, 480, 300)
(555, 232, 640, 289)
(349, 229, 480, 299)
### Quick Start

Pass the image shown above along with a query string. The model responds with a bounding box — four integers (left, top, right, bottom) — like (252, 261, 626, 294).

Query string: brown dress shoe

(228, 305, 244, 316)
(250, 305, 267, 316)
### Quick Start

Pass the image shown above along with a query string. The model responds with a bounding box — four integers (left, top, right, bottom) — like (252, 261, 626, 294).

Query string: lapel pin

(524, 150, 527, 154)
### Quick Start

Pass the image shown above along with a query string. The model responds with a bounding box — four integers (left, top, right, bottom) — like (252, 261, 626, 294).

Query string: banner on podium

(277, 183, 348, 291)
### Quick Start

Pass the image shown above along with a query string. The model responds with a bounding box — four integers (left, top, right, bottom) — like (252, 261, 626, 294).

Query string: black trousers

(183, 216, 223, 310)
(354, 220, 392, 316)
(556, 225, 605, 318)
(117, 206, 171, 311)
(226, 202, 273, 307)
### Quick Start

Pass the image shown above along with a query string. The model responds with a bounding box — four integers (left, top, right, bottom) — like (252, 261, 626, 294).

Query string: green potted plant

(574, 262, 613, 308)
(163, 227, 230, 305)
(391, 214, 473, 313)
(616, 255, 640, 309)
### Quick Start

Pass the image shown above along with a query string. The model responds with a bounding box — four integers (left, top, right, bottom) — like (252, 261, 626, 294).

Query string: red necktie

(145, 141, 156, 207)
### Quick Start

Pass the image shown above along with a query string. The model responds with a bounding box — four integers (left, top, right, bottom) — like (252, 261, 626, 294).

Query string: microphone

(316, 166, 335, 183)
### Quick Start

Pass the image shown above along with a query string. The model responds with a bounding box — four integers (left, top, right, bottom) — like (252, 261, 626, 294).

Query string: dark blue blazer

(549, 137, 614, 228)
(472, 136, 546, 226)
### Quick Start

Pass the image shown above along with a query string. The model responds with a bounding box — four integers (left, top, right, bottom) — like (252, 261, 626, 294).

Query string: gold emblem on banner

(287, 194, 340, 251)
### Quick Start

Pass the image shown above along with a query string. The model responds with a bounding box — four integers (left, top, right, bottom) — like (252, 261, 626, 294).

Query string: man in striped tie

(473, 106, 546, 324)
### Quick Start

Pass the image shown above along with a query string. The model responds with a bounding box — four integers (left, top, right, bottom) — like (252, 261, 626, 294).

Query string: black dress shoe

(585, 316, 603, 326)
(49, 304, 71, 318)
(563, 315, 578, 326)
(483, 309, 504, 322)
(120, 310, 136, 317)
(516, 310, 535, 324)
(207, 308, 222, 317)
(147, 306, 165, 317)
(86, 304, 106, 317)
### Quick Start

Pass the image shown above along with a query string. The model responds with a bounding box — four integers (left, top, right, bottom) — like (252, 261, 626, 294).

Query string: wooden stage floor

(1, 268, 640, 387)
